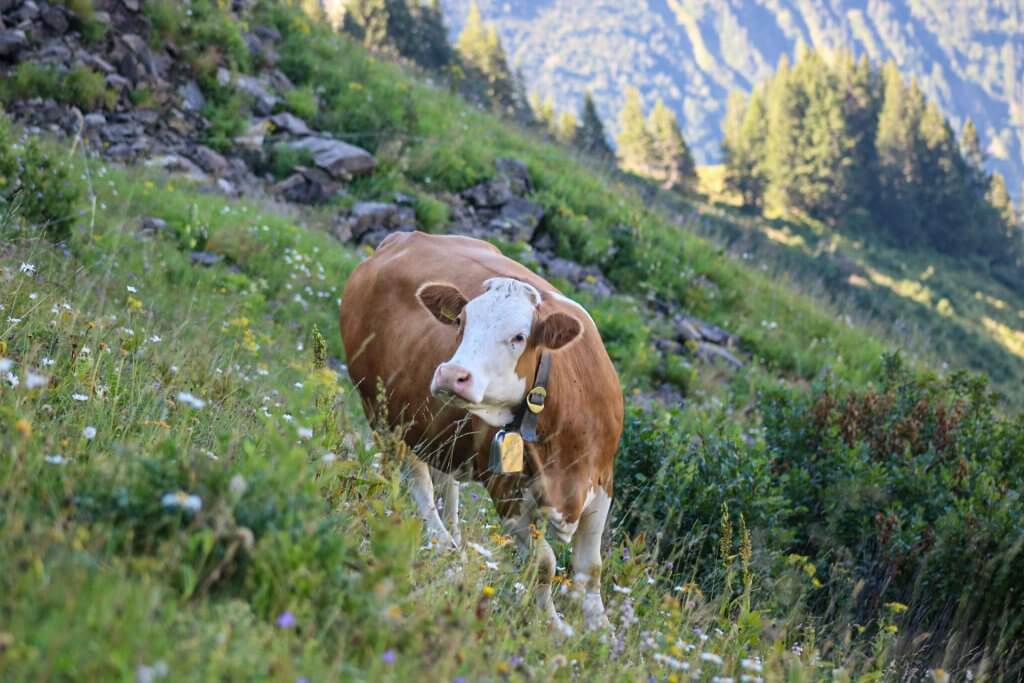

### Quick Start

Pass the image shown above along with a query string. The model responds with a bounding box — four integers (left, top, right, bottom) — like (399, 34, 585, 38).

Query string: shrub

(0, 110, 80, 240)
(266, 143, 314, 181)
(65, 65, 119, 110)
(58, 0, 108, 43)
(282, 86, 319, 122)
(1, 63, 117, 111)
(201, 89, 248, 153)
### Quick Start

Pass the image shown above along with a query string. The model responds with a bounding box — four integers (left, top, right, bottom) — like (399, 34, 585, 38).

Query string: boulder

(487, 196, 543, 242)
(269, 111, 312, 137)
(332, 201, 417, 245)
(286, 136, 376, 180)
(40, 4, 70, 34)
(144, 154, 208, 182)
(271, 166, 343, 204)
(191, 145, 229, 177)
(495, 157, 532, 195)
(0, 29, 27, 58)
(178, 80, 205, 112)
(233, 73, 279, 115)
(695, 342, 744, 370)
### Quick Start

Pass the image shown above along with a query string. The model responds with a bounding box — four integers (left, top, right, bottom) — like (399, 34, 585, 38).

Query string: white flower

(20, 262, 36, 274)
(42, 357, 55, 366)
(653, 653, 689, 671)
(741, 659, 763, 673)
(485, 561, 499, 570)
(82, 426, 97, 440)
(0, 358, 12, 372)
(148, 335, 162, 343)
(700, 653, 723, 666)
(5, 371, 18, 387)
(297, 426, 313, 440)
(293, 382, 304, 389)
(29, 292, 38, 300)
(161, 491, 202, 513)
(72, 393, 88, 401)
(712, 678, 735, 683)
(282, 413, 294, 422)
(467, 541, 493, 559)
(740, 677, 764, 683)
(45, 454, 66, 465)
(25, 371, 47, 389)
(229, 474, 248, 497)
(321, 452, 338, 463)
(127, 285, 138, 293)
(612, 584, 632, 594)
(175, 392, 206, 409)
(7, 317, 21, 324)
(169, 365, 178, 374)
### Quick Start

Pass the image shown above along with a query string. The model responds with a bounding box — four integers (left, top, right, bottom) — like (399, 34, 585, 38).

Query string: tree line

(722, 48, 1020, 261)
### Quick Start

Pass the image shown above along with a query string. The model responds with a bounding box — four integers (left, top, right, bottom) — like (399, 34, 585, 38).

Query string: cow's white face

(418, 277, 583, 426)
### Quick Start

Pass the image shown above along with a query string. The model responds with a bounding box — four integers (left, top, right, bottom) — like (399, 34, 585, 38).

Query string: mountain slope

(441, 0, 1024, 200)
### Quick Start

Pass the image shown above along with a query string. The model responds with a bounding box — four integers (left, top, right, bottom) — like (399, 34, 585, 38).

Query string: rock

(495, 157, 532, 195)
(487, 196, 544, 242)
(269, 112, 312, 137)
(84, 112, 107, 127)
(191, 145, 229, 177)
(233, 73, 279, 115)
(216, 178, 238, 195)
(393, 191, 416, 206)
(179, 80, 205, 112)
(40, 5, 70, 34)
(695, 342, 744, 370)
(105, 73, 132, 91)
(654, 338, 685, 355)
(234, 118, 269, 153)
(144, 154, 208, 182)
(675, 317, 702, 343)
(190, 251, 222, 267)
(0, 29, 27, 58)
(271, 166, 343, 204)
(287, 136, 376, 179)
(11, 1, 39, 23)
(243, 31, 277, 66)
(690, 317, 734, 346)
(138, 217, 167, 234)
(463, 175, 517, 208)
(79, 50, 116, 74)
(121, 0, 140, 10)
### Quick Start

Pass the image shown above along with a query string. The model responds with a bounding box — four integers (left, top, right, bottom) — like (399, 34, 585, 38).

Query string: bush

(65, 66, 119, 110)
(58, 0, 108, 43)
(0, 110, 80, 240)
(201, 89, 248, 153)
(282, 86, 319, 122)
(266, 143, 313, 180)
(1, 63, 117, 111)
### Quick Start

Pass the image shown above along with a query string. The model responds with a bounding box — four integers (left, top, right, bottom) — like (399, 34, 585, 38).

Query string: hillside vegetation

(1, 1, 1022, 680)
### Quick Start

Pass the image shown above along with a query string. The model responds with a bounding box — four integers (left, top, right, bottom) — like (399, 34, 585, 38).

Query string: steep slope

(441, 0, 1024, 199)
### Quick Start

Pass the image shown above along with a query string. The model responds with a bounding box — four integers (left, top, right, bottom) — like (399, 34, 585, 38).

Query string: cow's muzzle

(430, 362, 481, 404)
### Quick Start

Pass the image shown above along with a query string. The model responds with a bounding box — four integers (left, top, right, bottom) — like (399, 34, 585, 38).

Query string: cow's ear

(417, 282, 468, 325)
(533, 312, 582, 350)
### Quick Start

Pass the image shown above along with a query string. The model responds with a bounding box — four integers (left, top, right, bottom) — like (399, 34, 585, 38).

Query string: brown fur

(339, 231, 624, 526)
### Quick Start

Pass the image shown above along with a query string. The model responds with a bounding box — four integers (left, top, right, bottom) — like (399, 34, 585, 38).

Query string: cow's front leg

(403, 457, 457, 551)
(430, 466, 461, 548)
(571, 486, 612, 631)
(499, 491, 573, 637)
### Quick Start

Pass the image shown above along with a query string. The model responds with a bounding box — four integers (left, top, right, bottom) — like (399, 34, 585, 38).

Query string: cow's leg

(430, 466, 461, 548)
(571, 486, 612, 631)
(404, 456, 457, 550)
(497, 490, 573, 637)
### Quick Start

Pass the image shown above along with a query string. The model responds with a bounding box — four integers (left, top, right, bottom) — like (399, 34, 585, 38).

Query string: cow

(339, 231, 624, 633)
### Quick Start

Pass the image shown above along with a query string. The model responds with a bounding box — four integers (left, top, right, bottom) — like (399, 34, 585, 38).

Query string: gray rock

(144, 154, 208, 182)
(138, 217, 167, 234)
(11, 1, 39, 23)
(253, 25, 282, 43)
(191, 145, 229, 177)
(269, 111, 312, 136)
(105, 73, 132, 91)
(488, 196, 544, 242)
(190, 251, 223, 267)
(287, 136, 376, 179)
(79, 50, 116, 74)
(495, 157, 532, 195)
(84, 112, 107, 127)
(233, 73, 279, 115)
(121, 0, 140, 10)
(675, 317, 702, 343)
(179, 80, 205, 112)
(0, 29, 27, 58)
(695, 342, 744, 370)
(41, 5, 70, 33)
(271, 166, 343, 204)
(234, 118, 268, 153)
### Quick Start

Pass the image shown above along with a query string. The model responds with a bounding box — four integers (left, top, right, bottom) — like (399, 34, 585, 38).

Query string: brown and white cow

(339, 231, 624, 632)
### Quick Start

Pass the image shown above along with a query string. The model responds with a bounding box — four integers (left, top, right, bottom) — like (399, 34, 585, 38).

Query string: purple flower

(471, 492, 479, 501)
(622, 547, 631, 561)
(296, 678, 309, 683)
(454, 678, 466, 683)
(510, 655, 524, 667)
(382, 649, 396, 665)
(276, 610, 296, 628)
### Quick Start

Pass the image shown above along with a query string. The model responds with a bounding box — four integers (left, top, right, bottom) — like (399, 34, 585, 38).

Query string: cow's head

(417, 277, 583, 426)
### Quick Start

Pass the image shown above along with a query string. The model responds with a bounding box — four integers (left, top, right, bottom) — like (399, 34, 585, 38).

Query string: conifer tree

(456, 1, 516, 110)
(648, 97, 696, 190)
(554, 111, 578, 144)
(617, 87, 654, 175)
(875, 63, 927, 246)
(762, 55, 803, 213)
(723, 89, 768, 210)
(576, 91, 613, 158)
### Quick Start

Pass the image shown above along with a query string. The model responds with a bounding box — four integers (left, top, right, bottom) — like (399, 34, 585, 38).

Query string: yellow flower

(884, 624, 898, 634)
(481, 585, 495, 598)
(884, 601, 909, 614)
(127, 295, 143, 311)
(15, 418, 32, 438)
(496, 662, 509, 674)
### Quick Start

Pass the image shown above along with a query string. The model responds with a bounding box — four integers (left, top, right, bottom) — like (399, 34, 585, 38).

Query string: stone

(462, 175, 516, 208)
(11, 1, 39, 23)
(190, 251, 223, 267)
(253, 25, 282, 43)
(695, 342, 744, 370)
(105, 73, 132, 91)
(675, 317, 702, 343)
(271, 166, 343, 204)
(287, 136, 376, 179)
(179, 80, 205, 112)
(487, 196, 544, 242)
(40, 5, 70, 34)
(234, 118, 269, 153)
(138, 217, 167, 234)
(84, 112, 107, 127)
(80, 50, 116, 74)
(191, 145, 229, 177)
(121, 0, 140, 10)
(233, 73, 279, 115)
(0, 30, 27, 58)
(144, 154, 208, 182)
(495, 157, 532, 195)
(269, 112, 312, 136)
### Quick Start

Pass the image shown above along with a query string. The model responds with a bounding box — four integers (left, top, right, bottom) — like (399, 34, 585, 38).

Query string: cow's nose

(431, 363, 476, 402)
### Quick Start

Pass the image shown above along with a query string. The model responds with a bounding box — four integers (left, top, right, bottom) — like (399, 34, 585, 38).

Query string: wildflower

(82, 426, 97, 440)
(468, 541, 493, 559)
(0, 358, 12, 372)
(321, 452, 337, 463)
(276, 611, 296, 629)
(653, 653, 689, 671)
(740, 677, 764, 683)
(5, 371, 19, 387)
(741, 659, 763, 673)
(135, 660, 168, 683)
(481, 585, 495, 598)
(485, 561, 499, 570)
(72, 393, 88, 401)
(931, 669, 950, 683)
(282, 413, 294, 422)
(25, 371, 47, 389)
(175, 392, 206, 409)
(229, 474, 248, 497)
(381, 650, 396, 665)
(148, 335, 162, 343)
(297, 427, 313, 440)
(612, 584, 632, 594)
(711, 678, 735, 683)
(20, 262, 36, 274)
(45, 454, 66, 465)
(700, 653, 723, 666)
(161, 491, 202, 512)
(885, 601, 909, 614)
(15, 418, 31, 438)
(127, 285, 138, 293)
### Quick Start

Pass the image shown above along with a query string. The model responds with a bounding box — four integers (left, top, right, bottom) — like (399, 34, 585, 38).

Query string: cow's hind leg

(404, 456, 457, 551)
(572, 487, 612, 631)
(430, 466, 461, 548)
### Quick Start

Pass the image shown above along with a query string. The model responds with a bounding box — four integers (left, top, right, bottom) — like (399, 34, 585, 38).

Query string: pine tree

(554, 110, 578, 144)
(617, 87, 654, 176)
(722, 89, 768, 210)
(456, 1, 516, 111)
(342, 0, 452, 69)
(648, 97, 696, 190)
(575, 91, 612, 158)
(762, 55, 803, 213)
(836, 51, 880, 216)
(875, 63, 927, 246)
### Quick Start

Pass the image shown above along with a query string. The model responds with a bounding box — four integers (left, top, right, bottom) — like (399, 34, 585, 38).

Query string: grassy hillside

(1, 1, 1022, 679)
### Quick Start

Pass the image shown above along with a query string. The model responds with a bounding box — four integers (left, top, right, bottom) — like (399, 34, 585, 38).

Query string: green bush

(1, 63, 117, 111)
(282, 86, 319, 122)
(0, 110, 80, 240)
(266, 143, 314, 181)
(57, 0, 108, 43)
(201, 88, 248, 153)
(65, 66, 119, 110)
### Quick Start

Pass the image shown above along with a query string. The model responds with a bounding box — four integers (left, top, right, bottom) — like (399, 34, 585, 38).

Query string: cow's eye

(511, 333, 526, 344)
